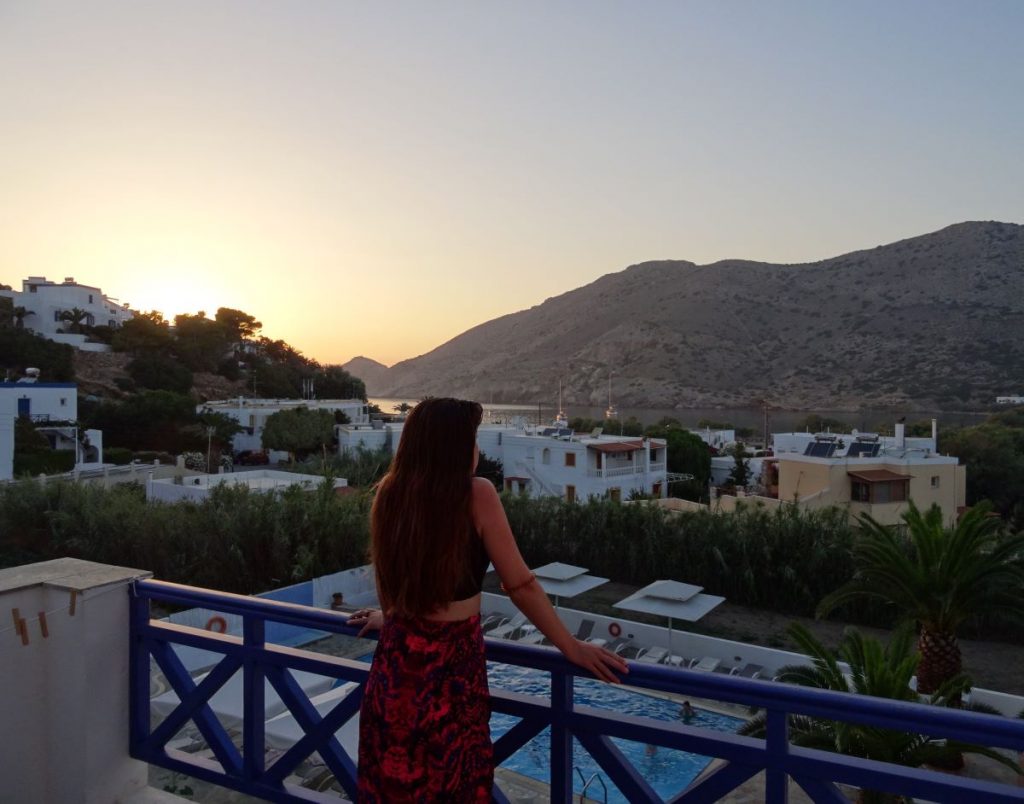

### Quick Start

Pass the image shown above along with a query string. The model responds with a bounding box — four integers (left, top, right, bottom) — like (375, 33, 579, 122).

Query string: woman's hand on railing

(563, 639, 629, 684)
(348, 608, 383, 638)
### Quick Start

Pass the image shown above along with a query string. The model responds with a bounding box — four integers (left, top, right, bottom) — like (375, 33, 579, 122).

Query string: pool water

(487, 661, 743, 802)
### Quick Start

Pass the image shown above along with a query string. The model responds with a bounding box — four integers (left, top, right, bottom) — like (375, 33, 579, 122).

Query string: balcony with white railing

(4, 559, 1024, 804)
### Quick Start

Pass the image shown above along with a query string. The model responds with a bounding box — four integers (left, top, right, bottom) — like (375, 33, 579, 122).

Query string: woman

(349, 398, 628, 802)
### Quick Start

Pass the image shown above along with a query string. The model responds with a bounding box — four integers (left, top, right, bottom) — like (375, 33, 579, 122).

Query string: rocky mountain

(371, 222, 1024, 411)
(341, 356, 390, 395)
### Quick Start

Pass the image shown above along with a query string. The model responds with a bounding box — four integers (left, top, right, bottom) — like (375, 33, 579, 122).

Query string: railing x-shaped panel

(130, 579, 1024, 804)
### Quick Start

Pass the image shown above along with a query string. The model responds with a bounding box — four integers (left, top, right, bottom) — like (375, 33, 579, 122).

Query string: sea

(369, 399, 988, 435)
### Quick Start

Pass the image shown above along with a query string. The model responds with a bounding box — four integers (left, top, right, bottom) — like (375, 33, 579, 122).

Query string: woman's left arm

(472, 478, 628, 683)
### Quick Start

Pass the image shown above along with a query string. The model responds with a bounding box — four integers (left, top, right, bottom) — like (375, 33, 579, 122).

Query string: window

(29, 285, 37, 293)
(930, 476, 940, 489)
(565, 485, 576, 503)
(88, 294, 93, 303)
(54, 310, 62, 321)
(60, 398, 67, 407)
(542, 447, 551, 465)
(564, 452, 576, 468)
(851, 478, 909, 504)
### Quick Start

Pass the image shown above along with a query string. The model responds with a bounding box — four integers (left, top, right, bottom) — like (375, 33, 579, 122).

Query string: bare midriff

(424, 592, 482, 622)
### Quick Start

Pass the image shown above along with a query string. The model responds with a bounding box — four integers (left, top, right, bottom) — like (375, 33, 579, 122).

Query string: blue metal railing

(130, 578, 1024, 803)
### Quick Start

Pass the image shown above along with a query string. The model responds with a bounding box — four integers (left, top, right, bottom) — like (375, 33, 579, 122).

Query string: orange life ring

(205, 615, 227, 633)
(608, 622, 622, 638)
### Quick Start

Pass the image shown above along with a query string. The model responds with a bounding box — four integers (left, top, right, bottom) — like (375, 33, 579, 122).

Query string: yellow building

(775, 451, 966, 526)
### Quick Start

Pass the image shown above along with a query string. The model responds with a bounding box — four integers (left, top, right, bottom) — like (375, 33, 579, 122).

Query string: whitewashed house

(0, 379, 104, 477)
(498, 430, 668, 502)
(202, 397, 371, 462)
(147, 468, 347, 503)
(0, 391, 13, 481)
(1, 276, 133, 351)
(339, 420, 667, 501)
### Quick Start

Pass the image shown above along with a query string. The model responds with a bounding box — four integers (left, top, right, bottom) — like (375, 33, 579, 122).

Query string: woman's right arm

(472, 478, 627, 683)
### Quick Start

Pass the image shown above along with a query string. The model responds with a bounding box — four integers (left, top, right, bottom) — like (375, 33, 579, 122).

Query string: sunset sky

(2, 2, 1022, 366)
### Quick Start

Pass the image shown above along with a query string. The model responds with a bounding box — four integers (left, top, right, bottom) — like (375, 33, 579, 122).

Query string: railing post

(765, 708, 789, 804)
(129, 584, 151, 750)
(549, 668, 574, 803)
(243, 616, 266, 782)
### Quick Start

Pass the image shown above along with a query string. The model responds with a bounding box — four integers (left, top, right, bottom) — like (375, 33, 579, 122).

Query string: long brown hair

(371, 397, 483, 616)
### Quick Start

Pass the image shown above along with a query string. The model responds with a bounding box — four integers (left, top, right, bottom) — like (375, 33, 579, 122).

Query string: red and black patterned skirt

(357, 613, 493, 802)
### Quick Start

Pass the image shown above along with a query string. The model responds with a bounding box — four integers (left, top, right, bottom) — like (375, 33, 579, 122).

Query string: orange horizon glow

(2, 5, 1022, 369)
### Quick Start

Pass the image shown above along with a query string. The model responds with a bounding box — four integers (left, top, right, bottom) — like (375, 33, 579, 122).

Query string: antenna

(604, 369, 618, 423)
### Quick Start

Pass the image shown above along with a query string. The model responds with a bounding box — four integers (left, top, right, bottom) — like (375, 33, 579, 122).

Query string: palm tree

(12, 306, 34, 329)
(59, 307, 91, 334)
(740, 623, 1017, 804)
(817, 501, 1024, 694)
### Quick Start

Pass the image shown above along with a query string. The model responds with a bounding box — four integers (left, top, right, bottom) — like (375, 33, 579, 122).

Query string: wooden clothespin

(38, 611, 49, 639)
(12, 607, 29, 646)
(69, 590, 78, 616)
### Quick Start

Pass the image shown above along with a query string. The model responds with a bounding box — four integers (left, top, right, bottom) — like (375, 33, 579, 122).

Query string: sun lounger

(151, 668, 336, 730)
(481, 612, 508, 632)
(263, 682, 361, 759)
(731, 663, 765, 679)
(488, 613, 528, 639)
(604, 637, 638, 658)
(635, 646, 670, 664)
(689, 656, 721, 673)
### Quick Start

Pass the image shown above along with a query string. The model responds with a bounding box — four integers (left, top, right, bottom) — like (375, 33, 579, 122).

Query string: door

(17, 397, 30, 418)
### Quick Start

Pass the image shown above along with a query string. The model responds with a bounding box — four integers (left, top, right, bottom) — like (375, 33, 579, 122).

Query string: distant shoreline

(369, 398, 991, 431)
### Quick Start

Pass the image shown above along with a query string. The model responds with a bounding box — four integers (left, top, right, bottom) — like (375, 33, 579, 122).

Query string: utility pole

(206, 426, 215, 473)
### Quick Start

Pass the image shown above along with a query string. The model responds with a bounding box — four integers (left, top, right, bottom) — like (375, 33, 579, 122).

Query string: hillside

(374, 221, 1024, 410)
(341, 356, 390, 395)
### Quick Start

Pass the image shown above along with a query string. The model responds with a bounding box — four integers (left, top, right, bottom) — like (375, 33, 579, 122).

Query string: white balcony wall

(0, 559, 151, 802)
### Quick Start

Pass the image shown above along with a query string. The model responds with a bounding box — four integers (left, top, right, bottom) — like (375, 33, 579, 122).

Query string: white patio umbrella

(531, 562, 609, 608)
(613, 580, 725, 657)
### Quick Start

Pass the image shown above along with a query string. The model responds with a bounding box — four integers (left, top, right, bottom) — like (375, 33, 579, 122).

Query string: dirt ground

(484, 576, 1024, 697)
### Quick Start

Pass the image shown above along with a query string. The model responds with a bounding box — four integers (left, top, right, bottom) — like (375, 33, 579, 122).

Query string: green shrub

(103, 447, 134, 465)
(13, 451, 76, 476)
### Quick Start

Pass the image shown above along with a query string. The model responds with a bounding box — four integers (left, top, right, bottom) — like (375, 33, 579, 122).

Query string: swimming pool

(487, 661, 743, 803)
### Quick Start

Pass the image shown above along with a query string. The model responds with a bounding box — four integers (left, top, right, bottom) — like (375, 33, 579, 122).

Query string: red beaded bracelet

(500, 573, 536, 594)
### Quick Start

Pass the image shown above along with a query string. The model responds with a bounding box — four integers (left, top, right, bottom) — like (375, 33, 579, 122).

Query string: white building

(772, 421, 938, 457)
(0, 380, 103, 478)
(996, 395, 1024, 405)
(201, 398, 372, 461)
(0, 391, 13, 481)
(147, 468, 348, 503)
(336, 421, 404, 455)
(689, 428, 736, 450)
(339, 421, 667, 501)
(1, 276, 133, 351)
(499, 430, 668, 502)
(709, 454, 768, 489)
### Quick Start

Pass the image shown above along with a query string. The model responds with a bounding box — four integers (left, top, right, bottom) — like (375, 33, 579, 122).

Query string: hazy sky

(2, 2, 1022, 366)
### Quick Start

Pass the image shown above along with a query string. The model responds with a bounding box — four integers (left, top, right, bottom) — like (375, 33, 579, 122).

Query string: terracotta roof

(587, 440, 646, 454)
(847, 469, 912, 483)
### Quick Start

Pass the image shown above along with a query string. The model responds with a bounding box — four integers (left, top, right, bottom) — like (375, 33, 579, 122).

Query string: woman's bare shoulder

(473, 473, 497, 491)
(471, 476, 499, 500)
